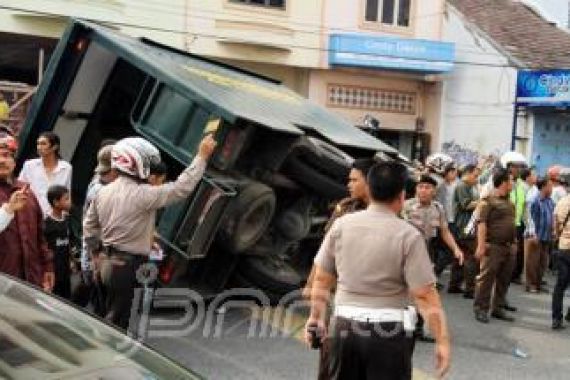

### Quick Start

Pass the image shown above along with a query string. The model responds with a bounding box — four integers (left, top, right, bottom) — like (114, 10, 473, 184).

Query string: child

(44, 185, 73, 299)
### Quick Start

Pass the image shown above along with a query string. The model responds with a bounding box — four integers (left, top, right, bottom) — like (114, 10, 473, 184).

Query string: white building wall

(440, 6, 517, 163)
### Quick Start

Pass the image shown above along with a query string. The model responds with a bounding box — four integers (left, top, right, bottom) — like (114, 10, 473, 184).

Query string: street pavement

(147, 272, 570, 379)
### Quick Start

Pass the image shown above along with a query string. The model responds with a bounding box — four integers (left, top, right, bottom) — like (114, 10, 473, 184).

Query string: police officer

(305, 162, 451, 380)
(325, 159, 375, 230)
(303, 158, 375, 380)
(402, 174, 463, 342)
(304, 158, 376, 298)
(402, 175, 464, 285)
(83, 135, 216, 329)
(473, 169, 517, 324)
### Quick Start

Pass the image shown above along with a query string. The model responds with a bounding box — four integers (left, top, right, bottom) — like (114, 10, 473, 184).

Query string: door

(532, 113, 570, 174)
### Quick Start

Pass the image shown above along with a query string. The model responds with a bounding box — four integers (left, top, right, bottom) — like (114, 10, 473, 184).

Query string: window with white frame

(365, 0, 411, 27)
(230, 0, 286, 10)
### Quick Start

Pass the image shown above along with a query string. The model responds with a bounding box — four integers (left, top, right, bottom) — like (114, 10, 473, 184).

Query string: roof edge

(446, 2, 527, 69)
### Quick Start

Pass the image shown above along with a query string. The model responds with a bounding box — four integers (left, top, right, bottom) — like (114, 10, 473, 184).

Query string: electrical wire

(66, 0, 570, 62)
(1, 4, 525, 69)
(38, 0, 522, 58)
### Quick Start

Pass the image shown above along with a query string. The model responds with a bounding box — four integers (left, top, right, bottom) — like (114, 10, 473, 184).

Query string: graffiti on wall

(442, 140, 500, 168)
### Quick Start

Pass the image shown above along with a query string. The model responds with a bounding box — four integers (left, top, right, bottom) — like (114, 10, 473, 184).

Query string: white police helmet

(425, 153, 454, 175)
(499, 151, 527, 169)
(111, 137, 161, 180)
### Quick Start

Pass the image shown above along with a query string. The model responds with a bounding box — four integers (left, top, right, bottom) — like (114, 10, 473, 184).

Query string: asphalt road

(146, 272, 570, 380)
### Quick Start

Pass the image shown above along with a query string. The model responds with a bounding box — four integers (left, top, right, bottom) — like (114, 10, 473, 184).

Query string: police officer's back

(305, 162, 451, 380)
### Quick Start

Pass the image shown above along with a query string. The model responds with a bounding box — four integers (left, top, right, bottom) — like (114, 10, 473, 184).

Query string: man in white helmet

(83, 135, 216, 329)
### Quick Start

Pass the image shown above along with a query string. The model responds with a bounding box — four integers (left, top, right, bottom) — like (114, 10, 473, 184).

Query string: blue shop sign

(329, 34, 455, 73)
(517, 70, 570, 106)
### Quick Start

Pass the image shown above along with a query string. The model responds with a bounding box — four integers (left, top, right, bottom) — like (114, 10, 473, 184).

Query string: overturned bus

(18, 20, 399, 302)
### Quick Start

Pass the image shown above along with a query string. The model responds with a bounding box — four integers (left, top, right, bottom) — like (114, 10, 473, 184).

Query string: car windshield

(0, 275, 200, 380)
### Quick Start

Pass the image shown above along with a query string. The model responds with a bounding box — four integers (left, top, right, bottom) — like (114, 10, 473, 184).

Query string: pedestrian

(402, 175, 464, 287)
(473, 169, 517, 324)
(522, 168, 540, 289)
(402, 174, 463, 342)
(305, 162, 451, 380)
(548, 165, 567, 205)
(78, 144, 118, 313)
(507, 161, 527, 285)
(551, 191, 570, 330)
(302, 158, 375, 380)
(18, 131, 72, 216)
(449, 164, 481, 298)
(0, 134, 54, 290)
(526, 177, 554, 293)
(435, 165, 459, 230)
(83, 135, 216, 330)
(44, 185, 76, 299)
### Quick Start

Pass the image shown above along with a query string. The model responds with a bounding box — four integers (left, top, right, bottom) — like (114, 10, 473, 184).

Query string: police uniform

(401, 198, 447, 340)
(315, 204, 436, 379)
(402, 197, 447, 268)
(318, 196, 366, 380)
(84, 156, 207, 329)
(324, 197, 367, 232)
(474, 195, 517, 316)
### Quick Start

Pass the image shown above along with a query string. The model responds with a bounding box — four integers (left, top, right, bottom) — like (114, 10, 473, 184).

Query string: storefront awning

(329, 34, 455, 74)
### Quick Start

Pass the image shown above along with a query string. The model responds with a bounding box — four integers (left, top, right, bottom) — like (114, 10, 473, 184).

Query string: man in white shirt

(18, 132, 72, 216)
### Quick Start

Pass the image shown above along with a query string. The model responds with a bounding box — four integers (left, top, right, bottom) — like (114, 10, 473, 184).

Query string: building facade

(443, 0, 570, 172)
(440, 3, 517, 164)
(1, 0, 455, 158)
(311, 0, 454, 160)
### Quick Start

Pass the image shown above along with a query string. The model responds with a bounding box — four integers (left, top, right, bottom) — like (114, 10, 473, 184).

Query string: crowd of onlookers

(0, 126, 216, 334)
(0, 130, 170, 305)
(407, 153, 570, 330)
(1, 123, 569, 337)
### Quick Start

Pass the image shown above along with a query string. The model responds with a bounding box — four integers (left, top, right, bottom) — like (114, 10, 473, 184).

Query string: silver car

(0, 274, 201, 379)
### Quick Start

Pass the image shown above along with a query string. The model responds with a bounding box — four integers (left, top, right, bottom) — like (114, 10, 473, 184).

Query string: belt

(103, 246, 145, 260)
(334, 305, 412, 324)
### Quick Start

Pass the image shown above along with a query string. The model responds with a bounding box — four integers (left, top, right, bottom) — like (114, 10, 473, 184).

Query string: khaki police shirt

(401, 198, 447, 241)
(83, 156, 207, 255)
(324, 197, 367, 233)
(554, 195, 570, 250)
(314, 204, 436, 309)
(477, 195, 516, 244)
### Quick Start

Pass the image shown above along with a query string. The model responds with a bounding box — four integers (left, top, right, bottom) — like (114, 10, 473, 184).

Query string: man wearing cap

(0, 134, 54, 290)
(402, 174, 463, 342)
(402, 175, 464, 284)
(76, 144, 118, 312)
